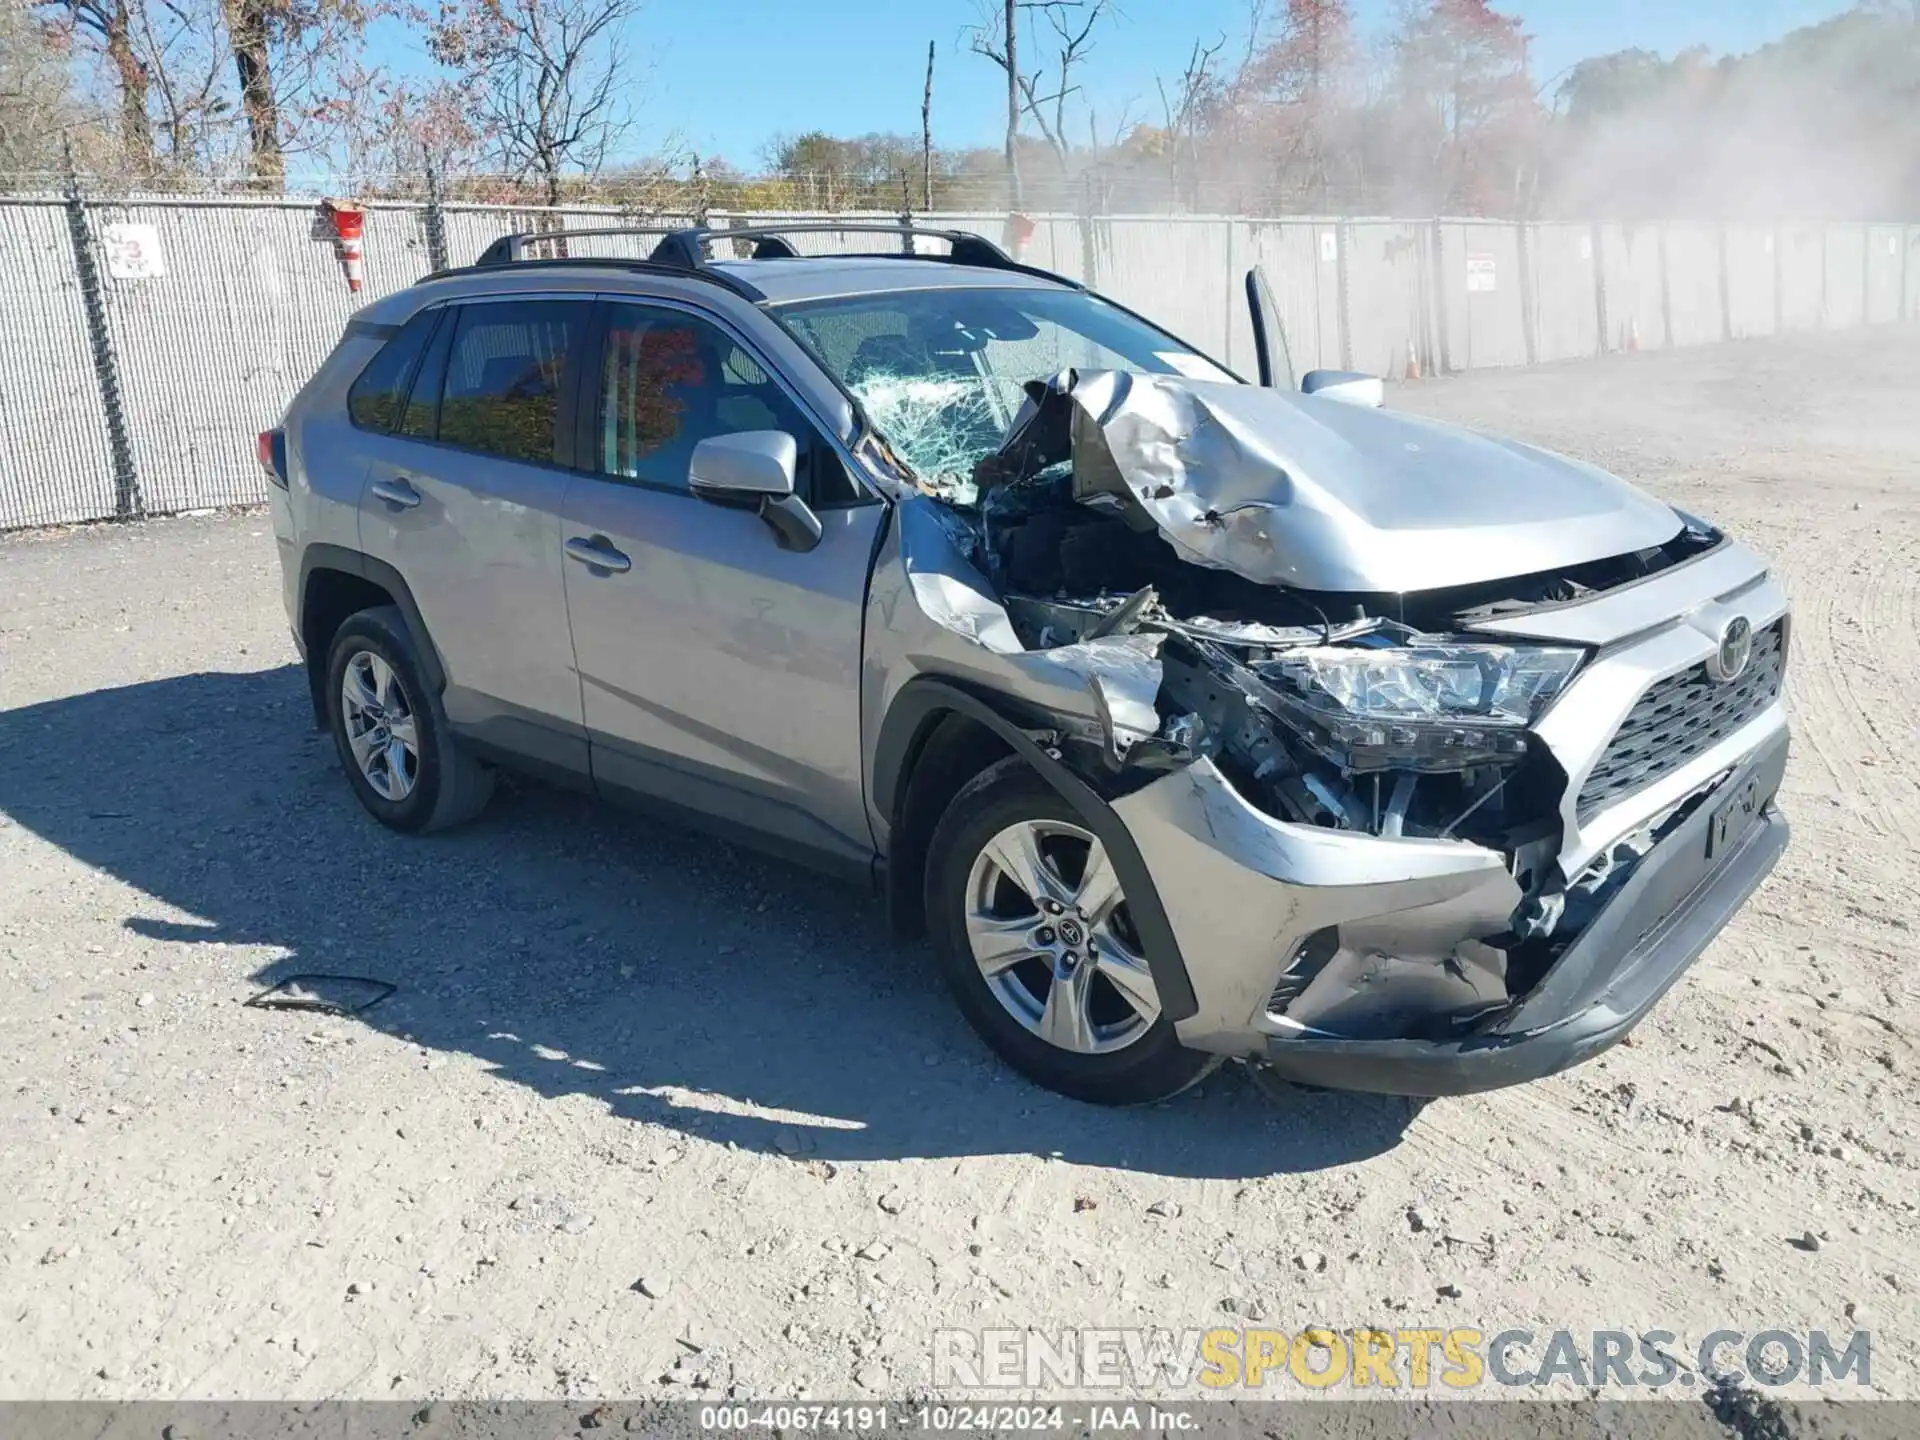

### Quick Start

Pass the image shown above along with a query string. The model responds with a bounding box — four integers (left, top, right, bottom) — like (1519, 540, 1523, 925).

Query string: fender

(296, 543, 450, 729)
(872, 675, 1198, 1024)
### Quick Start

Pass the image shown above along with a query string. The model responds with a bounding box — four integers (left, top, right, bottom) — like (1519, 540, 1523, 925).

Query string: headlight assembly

(1254, 643, 1584, 772)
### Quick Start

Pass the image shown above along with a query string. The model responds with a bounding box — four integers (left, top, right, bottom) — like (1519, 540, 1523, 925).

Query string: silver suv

(263, 223, 1790, 1105)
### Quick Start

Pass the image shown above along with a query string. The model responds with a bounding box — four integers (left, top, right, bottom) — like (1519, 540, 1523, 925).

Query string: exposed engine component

(998, 574, 1570, 859)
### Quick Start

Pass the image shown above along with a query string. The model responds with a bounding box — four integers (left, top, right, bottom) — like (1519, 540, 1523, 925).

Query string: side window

(436, 300, 588, 464)
(597, 302, 852, 502)
(346, 310, 438, 432)
(397, 309, 454, 440)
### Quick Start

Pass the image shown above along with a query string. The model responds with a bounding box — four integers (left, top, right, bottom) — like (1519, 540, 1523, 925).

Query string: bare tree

(1156, 34, 1224, 204)
(137, 0, 230, 172)
(36, 0, 233, 177)
(38, 0, 155, 170)
(2, 0, 91, 172)
(308, 66, 485, 191)
(971, 0, 1114, 191)
(1018, 0, 1111, 165)
(203, 0, 389, 186)
(221, 0, 279, 181)
(968, 0, 1024, 207)
(431, 0, 641, 206)
(921, 39, 934, 209)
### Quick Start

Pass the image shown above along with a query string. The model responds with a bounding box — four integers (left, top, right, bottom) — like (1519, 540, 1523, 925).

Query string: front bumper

(1111, 727, 1789, 1096)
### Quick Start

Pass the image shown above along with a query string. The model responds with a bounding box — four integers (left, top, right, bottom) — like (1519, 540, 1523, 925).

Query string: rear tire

(324, 605, 493, 834)
(924, 758, 1217, 1105)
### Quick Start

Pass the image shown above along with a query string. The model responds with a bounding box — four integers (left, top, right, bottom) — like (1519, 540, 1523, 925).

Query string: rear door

(557, 296, 883, 868)
(359, 296, 591, 768)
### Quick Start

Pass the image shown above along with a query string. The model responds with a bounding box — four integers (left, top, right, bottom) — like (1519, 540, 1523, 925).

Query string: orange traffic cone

(321, 198, 366, 293)
(1404, 338, 1422, 381)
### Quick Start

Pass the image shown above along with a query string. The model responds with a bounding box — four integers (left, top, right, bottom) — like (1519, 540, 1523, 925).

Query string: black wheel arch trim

(297, 543, 450, 717)
(873, 675, 1198, 1024)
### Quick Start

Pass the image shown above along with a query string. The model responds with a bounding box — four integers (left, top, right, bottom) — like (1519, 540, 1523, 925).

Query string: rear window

(435, 301, 588, 464)
(346, 311, 439, 432)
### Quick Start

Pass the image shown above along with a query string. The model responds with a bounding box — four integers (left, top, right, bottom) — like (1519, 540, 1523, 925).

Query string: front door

(558, 298, 884, 868)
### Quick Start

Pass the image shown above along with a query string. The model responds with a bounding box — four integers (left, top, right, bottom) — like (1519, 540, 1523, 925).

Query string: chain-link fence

(3, 188, 1917, 532)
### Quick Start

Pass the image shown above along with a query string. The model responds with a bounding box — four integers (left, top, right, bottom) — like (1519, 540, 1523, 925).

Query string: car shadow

(0, 666, 1421, 1178)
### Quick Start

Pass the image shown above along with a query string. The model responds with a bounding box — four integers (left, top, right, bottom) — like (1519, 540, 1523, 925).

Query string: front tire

(924, 758, 1217, 1105)
(324, 605, 493, 834)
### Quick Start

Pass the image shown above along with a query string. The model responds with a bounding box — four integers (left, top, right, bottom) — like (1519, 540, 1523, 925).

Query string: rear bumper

(1112, 726, 1789, 1096)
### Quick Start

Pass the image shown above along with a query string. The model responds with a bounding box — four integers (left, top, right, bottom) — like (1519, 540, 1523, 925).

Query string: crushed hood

(1029, 370, 1684, 594)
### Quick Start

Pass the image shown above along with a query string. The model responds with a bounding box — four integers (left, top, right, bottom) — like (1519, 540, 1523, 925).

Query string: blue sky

(382, 0, 1863, 169)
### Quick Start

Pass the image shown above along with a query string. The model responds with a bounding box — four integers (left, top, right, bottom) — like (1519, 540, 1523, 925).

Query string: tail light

(257, 428, 288, 489)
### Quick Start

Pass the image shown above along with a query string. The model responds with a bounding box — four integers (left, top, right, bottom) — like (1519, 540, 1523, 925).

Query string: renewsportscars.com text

(932, 1326, 1871, 1392)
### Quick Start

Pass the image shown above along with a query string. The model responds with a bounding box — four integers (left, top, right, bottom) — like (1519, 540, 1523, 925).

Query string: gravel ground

(1, 327, 1915, 1411)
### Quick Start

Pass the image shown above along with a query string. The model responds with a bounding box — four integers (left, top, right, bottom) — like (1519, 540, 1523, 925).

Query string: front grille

(1576, 620, 1785, 821)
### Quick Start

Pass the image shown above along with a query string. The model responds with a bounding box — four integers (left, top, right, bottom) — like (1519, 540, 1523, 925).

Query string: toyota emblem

(1711, 615, 1753, 684)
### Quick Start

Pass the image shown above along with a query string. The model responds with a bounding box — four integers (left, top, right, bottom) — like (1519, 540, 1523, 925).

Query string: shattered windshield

(776, 287, 1238, 495)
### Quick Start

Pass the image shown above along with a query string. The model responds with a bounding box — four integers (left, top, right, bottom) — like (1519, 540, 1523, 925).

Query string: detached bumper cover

(1112, 730, 1790, 1096)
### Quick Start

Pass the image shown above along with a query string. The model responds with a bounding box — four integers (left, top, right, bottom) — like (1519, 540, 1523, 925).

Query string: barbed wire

(0, 166, 1418, 218)
(11, 165, 1892, 222)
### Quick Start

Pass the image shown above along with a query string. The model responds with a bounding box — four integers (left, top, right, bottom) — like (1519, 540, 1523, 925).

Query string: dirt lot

(1, 327, 1915, 1410)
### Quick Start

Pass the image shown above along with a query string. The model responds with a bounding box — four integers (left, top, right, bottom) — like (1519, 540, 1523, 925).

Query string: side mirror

(1300, 370, 1385, 408)
(690, 430, 798, 498)
(689, 430, 822, 552)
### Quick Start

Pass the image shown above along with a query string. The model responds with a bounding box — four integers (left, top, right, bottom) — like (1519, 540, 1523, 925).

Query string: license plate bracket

(1707, 775, 1762, 860)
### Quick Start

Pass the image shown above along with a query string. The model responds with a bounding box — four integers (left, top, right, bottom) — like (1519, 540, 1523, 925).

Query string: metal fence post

(1078, 170, 1100, 289)
(1901, 226, 1911, 322)
(1659, 224, 1675, 347)
(1222, 219, 1237, 371)
(1818, 226, 1829, 329)
(1430, 219, 1452, 374)
(61, 163, 141, 520)
(1413, 223, 1433, 376)
(1863, 225, 1874, 326)
(1905, 226, 1915, 321)
(423, 157, 451, 272)
(1516, 221, 1537, 365)
(1717, 225, 1734, 342)
(1772, 225, 1784, 335)
(1334, 218, 1352, 371)
(1589, 220, 1609, 355)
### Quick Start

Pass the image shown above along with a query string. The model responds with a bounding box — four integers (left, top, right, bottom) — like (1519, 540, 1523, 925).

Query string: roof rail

(423, 254, 769, 302)
(661, 222, 1018, 266)
(471, 221, 1084, 289)
(474, 226, 678, 266)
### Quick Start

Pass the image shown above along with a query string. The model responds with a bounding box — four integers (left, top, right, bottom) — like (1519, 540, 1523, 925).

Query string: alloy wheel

(962, 818, 1160, 1055)
(340, 650, 419, 802)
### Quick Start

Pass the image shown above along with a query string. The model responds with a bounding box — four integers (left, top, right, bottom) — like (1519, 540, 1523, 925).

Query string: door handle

(565, 536, 632, 573)
(370, 477, 421, 509)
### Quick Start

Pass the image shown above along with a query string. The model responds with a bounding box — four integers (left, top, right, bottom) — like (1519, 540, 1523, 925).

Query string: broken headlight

(1255, 643, 1583, 772)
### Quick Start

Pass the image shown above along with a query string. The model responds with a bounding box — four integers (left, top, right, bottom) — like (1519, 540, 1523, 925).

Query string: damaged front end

(868, 367, 1788, 1092)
